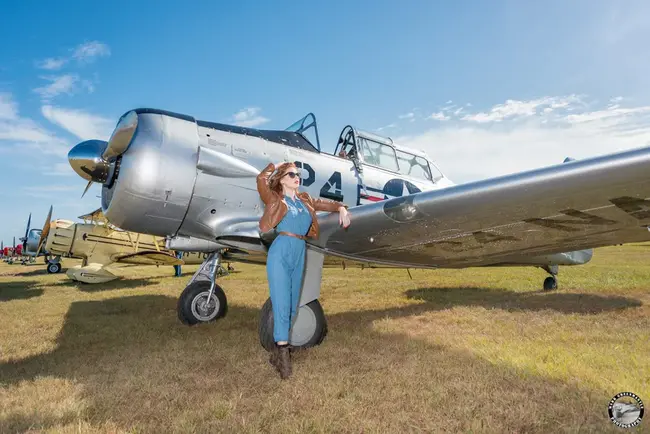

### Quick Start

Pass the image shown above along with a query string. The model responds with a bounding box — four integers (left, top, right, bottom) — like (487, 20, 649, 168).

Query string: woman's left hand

(338, 206, 351, 228)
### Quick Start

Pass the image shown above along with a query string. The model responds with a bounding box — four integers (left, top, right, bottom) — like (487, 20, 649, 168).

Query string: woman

(257, 161, 351, 379)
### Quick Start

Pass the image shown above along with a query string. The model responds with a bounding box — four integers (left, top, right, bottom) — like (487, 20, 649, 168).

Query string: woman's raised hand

(338, 207, 351, 229)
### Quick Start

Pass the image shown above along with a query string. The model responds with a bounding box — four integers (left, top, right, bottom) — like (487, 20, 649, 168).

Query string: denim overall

(267, 195, 313, 342)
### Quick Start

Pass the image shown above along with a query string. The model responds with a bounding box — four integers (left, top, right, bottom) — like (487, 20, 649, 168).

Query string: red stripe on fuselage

(361, 195, 384, 202)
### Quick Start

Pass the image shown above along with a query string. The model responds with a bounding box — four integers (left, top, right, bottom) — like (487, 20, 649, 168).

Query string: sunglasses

(284, 171, 301, 179)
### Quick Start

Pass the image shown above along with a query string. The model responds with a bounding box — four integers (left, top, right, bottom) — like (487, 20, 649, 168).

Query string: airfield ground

(1, 244, 649, 433)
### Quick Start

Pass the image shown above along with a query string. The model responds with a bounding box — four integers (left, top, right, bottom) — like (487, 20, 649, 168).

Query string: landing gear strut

(177, 251, 228, 325)
(542, 265, 558, 291)
(177, 247, 329, 353)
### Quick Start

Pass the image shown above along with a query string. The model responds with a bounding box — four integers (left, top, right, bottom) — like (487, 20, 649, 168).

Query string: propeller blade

(35, 205, 53, 256)
(22, 212, 32, 250)
(102, 111, 137, 160)
(81, 180, 93, 198)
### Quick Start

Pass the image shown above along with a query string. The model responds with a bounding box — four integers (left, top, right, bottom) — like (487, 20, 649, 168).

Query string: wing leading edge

(314, 144, 650, 268)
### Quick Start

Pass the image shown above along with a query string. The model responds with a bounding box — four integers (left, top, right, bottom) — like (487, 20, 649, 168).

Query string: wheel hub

(289, 305, 317, 346)
(190, 291, 220, 321)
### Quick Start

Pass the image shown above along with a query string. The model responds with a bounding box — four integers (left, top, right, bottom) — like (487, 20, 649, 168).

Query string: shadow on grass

(0, 292, 631, 432)
(404, 286, 642, 315)
(12, 267, 51, 277)
(1, 412, 78, 434)
(49, 277, 163, 292)
(0, 280, 43, 302)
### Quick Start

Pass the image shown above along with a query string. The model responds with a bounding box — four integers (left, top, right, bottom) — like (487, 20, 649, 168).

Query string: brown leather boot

(277, 345, 292, 379)
(269, 345, 279, 370)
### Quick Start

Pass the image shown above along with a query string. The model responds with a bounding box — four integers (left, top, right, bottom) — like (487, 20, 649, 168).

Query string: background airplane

(16, 212, 50, 265)
(23, 205, 214, 283)
(2, 237, 21, 264)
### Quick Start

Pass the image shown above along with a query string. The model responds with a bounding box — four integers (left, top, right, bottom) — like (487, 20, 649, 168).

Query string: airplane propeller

(20, 212, 31, 251)
(34, 205, 53, 257)
(68, 139, 109, 198)
(68, 110, 138, 198)
(81, 179, 94, 198)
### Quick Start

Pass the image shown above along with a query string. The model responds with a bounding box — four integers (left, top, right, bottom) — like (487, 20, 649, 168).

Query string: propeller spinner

(68, 140, 109, 198)
(68, 110, 138, 198)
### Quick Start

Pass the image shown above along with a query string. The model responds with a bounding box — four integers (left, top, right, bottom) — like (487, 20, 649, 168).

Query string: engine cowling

(69, 109, 200, 237)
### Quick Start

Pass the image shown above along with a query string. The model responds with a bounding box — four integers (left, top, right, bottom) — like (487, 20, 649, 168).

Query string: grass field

(1, 244, 649, 433)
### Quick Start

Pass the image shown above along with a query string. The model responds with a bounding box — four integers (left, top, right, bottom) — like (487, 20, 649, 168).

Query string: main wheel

(177, 280, 228, 325)
(543, 276, 558, 291)
(258, 298, 328, 352)
(46, 262, 62, 274)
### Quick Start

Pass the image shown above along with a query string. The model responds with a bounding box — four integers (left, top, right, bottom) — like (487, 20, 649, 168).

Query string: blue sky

(2, 0, 650, 245)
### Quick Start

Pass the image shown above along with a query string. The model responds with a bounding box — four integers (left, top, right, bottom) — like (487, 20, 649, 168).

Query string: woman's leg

(289, 245, 306, 328)
(267, 253, 292, 344)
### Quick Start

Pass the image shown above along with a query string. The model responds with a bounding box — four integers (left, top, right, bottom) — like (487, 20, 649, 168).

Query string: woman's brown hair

(268, 162, 298, 195)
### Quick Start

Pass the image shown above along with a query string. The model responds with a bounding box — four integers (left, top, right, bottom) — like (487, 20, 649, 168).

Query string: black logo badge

(608, 392, 644, 428)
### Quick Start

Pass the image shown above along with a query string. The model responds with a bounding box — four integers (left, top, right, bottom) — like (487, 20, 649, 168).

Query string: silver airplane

(67, 109, 650, 352)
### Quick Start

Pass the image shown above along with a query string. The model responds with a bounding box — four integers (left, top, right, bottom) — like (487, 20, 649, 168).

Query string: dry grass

(1, 244, 649, 433)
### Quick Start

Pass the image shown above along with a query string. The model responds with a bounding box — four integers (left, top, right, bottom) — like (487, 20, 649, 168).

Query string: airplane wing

(312, 144, 650, 268)
(112, 251, 184, 266)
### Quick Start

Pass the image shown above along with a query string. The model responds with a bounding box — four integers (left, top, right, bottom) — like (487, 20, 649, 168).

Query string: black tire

(543, 276, 558, 291)
(177, 280, 228, 325)
(258, 297, 328, 352)
(46, 263, 62, 274)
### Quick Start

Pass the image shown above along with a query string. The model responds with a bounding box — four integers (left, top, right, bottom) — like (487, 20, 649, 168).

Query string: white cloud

(34, 40, 110, 72)
(43, 162, 75, 176)
(565, 106, 650, 124)
(36, 57, 67, 70)
(72, 41, 111, 64)
(396, 95, 650, 184)
(0, 93, 18, 120)
(23, 184, 79, 198)
(429, 112, 450, 121)
(230, 107, 269, 127)
(32, 41, 109, 101)
(24, 185, 77, 193)
(460, 96, 584, 123)
(33, 74, 78, 101)
(0, 119, 59, 144)
(376, 123, 398, 132)
(0, 92, 70, 159)
(399, 112, 415, 120)
(41, 105, 114, 140)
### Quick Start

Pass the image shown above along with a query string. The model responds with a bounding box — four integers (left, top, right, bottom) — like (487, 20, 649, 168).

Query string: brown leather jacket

(256, 162, 346, 239)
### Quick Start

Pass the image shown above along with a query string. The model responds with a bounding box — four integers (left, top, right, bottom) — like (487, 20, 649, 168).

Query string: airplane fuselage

(68, 109, 593, 270)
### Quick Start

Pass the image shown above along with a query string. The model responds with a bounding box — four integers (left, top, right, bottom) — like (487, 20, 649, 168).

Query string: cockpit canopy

(284, 113, 446, 184)
(333, 126, 445, 183)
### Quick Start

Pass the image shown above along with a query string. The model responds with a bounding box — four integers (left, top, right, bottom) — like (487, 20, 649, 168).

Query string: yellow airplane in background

(26, 206, 212, 283)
